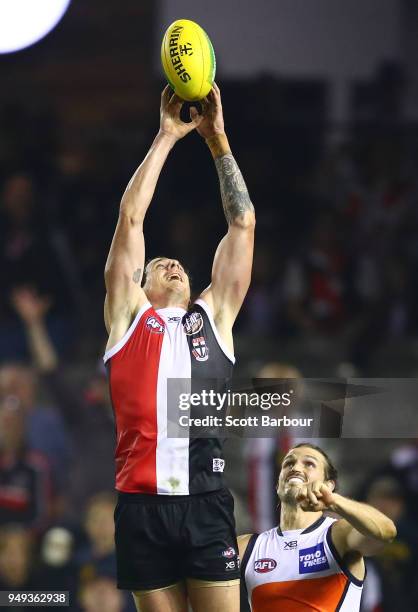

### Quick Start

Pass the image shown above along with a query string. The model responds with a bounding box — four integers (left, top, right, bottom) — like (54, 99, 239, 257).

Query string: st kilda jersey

(103, 298, 234, 495)
(242, 516, 364, 611)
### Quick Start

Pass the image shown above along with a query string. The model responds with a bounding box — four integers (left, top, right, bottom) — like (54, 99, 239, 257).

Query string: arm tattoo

(132, 268, 143, 284)
(215, 154, 254, 224)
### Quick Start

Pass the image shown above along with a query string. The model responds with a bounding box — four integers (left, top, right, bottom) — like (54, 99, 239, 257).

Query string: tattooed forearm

(132, 268, 143, 284)
(215, 154, 254, 225)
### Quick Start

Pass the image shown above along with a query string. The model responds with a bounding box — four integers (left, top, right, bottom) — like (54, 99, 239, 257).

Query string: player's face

(277, 446, 327, 503)
(149, 258, 190, 298)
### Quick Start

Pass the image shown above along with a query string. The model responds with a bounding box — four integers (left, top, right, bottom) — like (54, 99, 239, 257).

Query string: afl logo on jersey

(254, 558, 277, 573)
(146, 316, 165, 334)
(183, 312, 203, 335)
(192, 336, 209, 361)
(222, 546, 236, 559)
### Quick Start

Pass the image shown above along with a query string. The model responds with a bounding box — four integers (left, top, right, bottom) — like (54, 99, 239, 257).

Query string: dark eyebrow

(282, 455, 295, 463)
(282, 454, 319, 464)
(153, 259, 168, 268)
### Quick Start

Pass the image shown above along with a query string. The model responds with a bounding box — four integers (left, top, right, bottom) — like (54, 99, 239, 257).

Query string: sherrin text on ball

(161, 19, 216, 101)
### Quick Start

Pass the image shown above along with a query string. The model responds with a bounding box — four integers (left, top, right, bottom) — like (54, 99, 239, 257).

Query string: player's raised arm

(194, 84, 255, 332)
(328, 490, 397, 557)
(297, 481, 397, 557)
(104, 86, 202, 338)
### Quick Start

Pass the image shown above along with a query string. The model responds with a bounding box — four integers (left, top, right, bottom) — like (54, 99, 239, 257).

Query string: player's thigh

(133, 582, 188, 612)
(187, 578, 240, 612)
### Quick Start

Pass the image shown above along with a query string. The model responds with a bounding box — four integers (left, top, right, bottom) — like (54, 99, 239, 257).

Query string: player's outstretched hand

(191, 82, 225, 140)
(159, 85, 203, 141)
(297, 481, 336, 512)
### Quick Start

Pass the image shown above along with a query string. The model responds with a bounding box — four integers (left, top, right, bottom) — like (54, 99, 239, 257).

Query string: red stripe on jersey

(108, 307, 164, 493)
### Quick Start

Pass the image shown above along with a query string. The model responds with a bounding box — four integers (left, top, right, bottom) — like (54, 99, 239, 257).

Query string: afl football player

(239, 443, 397, 612)
(104, 84, 255, 612)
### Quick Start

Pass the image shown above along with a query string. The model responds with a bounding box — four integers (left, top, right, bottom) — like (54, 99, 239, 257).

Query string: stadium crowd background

(1, 1, 418, 610)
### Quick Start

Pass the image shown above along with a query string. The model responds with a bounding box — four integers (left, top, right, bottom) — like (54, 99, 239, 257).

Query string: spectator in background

(0, 173, 78, 360)
(0, 357, 71, 506)
(0, 395, 53, 530)
(11, 287, 115, 515)
(76, 493, 135, 612)
(365, 441, 418, 522)
(0, 525, 38, 592)
(283, 212, 352, 334)
(37, 526, 76, 594)
(364, 476, 418, 611)
(76, 492, 117, 578)
(79, 576, 124, 612)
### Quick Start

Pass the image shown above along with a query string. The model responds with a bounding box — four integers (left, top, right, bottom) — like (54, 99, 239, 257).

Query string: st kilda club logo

(254, 558, 277, 573)
(192, 336, 209, 361)
(146, 316, 165, 334)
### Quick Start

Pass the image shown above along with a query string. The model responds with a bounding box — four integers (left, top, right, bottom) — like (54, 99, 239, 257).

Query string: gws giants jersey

(242, 516, 364, 612)
(103, 299, 234, 495)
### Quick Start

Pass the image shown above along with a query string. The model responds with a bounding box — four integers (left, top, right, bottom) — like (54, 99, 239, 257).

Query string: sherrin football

(161, 19, 216, 101)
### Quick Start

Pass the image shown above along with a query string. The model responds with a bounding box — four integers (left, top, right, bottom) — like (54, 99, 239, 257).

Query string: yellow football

(161, 19, 216, 101)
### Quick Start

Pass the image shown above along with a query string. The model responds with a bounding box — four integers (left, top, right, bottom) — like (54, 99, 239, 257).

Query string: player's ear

(326, 480, 336, 493)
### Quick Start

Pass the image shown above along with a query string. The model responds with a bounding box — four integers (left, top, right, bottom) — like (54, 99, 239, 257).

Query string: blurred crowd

(1, 75, 418, 373)
(1, 70, 418, 610)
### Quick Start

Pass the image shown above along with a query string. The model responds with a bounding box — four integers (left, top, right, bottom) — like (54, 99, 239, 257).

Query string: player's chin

(281, 485, 302, 504)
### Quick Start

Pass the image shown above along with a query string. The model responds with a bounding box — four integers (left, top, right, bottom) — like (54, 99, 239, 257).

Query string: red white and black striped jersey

(103, 299, 234, 495)
(242, 516, 364, 611)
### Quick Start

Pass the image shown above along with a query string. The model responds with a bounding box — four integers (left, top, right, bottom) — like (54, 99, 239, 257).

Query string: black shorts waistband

(117, 487, 226, 504)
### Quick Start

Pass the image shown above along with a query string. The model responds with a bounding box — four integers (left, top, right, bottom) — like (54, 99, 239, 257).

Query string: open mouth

(286, 475, 306, 485)
(167, 273, 182, 282)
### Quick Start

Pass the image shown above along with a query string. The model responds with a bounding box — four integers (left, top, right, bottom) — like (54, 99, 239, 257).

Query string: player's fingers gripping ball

(161, 19, 216, 101)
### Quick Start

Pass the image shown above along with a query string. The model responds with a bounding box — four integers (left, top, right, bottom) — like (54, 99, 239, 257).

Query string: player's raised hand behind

(159, 85, 202, 141)
(191, 83, 225, 140)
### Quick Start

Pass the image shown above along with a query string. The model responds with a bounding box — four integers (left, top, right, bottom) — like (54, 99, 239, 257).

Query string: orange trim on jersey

(252, 573, 348, 612)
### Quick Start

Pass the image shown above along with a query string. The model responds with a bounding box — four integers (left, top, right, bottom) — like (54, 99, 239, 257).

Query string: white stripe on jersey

(155, 307, 191, 494)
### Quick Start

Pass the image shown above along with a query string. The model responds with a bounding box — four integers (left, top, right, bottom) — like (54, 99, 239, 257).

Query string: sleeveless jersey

(242, 516, 364, 612)
(103, 298, 234, 495)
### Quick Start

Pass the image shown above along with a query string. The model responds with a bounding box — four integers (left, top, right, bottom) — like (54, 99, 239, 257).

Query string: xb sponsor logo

(225, 560, 236, 571)
(146, 316, 165, 334)
(183, 312, 203, 335)
(284, 540, 297, 550)
(192, 336, 209, 361)
(254, 558, 277, 573)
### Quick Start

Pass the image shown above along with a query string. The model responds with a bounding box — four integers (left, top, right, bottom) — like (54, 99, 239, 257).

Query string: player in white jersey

(239, 443, 397, 612)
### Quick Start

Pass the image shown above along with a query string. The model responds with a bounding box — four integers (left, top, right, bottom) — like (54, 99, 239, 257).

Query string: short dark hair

(142, 257, 166, 287)
(290, 443, 338, 488)
(142, 257, 192, 289)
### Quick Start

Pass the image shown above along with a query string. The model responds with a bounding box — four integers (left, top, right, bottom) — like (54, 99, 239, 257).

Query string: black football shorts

(114, 487, 240, 590)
